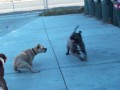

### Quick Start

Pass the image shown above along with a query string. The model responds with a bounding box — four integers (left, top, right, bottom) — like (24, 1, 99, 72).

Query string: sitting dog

(14, 44, 47, 73)
(0, 53, 8, 90)
(66, 26, 87, 61)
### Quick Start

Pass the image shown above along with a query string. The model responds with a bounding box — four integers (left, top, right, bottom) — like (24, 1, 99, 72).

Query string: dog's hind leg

(14, 65, 22, 73)
(27, 64, 40, 73)
(16, 62, 40, 73)
(71, 53, 84, 61)
(81, 50, 87, 61)
(79, 43, 87, 61)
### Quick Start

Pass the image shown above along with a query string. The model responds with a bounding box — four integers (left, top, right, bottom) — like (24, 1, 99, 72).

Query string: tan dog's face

(36, 44, 47, 53)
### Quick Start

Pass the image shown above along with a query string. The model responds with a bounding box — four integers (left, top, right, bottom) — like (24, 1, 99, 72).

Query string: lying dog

(0, 53, 8, 90)
(14, 44, 47, 73)
(66, 26, 87, 61)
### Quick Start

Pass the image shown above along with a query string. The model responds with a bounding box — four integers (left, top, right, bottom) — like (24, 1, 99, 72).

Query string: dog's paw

(16, 70, 22, 73)
(84, 57, 87, 61)
(38, 70, 41, 72)
(32, 70, 40, 73)
(78, 56, 86, 61)
(80, 57, 87, 62)
(66, 53, 69, 55)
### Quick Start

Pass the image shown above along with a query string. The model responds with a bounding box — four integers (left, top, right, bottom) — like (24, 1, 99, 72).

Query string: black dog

(66, 26, 87, 61)
(0, 53, 8, 90)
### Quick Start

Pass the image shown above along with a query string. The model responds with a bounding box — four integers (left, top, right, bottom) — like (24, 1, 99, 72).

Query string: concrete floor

(0, 14, 120, 90)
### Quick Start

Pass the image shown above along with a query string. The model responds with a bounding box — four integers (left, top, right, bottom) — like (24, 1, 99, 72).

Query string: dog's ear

(37, 44, 40, 49)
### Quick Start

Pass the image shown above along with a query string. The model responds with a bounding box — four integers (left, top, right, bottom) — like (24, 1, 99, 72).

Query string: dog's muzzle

(43, 48, 47, 52)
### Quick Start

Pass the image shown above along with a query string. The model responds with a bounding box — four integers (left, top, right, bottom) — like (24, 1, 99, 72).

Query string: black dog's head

(70, 31, 82, 44)
(0, 53, 7, 63)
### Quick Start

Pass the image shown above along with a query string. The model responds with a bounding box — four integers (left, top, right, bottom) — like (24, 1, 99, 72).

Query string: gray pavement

(0, 14, 39, 36)
(0, 14, 120, 90)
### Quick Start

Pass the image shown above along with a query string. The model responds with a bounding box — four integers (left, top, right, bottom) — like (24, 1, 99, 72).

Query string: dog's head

(0, 53, 7, 63)
(70, 31, 82, 44)
(34, 44, 47, 54)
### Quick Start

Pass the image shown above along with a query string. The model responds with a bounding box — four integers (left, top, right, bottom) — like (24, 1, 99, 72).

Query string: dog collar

(0, 57, 4, 65)
(32, 48, 36, 55)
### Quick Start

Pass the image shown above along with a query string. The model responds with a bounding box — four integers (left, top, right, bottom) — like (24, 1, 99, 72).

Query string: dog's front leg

(66, 47, 70, 55)
(0, 77, 8, 90)
(27, 64, 40, 73)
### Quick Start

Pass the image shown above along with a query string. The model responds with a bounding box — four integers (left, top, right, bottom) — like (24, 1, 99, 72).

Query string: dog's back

(14, 49, 35, 72)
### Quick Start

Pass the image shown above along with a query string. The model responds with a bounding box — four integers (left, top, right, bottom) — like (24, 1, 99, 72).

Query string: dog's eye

(42, 48, 46, 50)
(40, 46, 45, 50)
(41, 46, 44, 49)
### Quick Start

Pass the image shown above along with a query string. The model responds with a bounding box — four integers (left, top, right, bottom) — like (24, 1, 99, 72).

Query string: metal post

(12, 0, 15, 16)
(44, 0, 48, 12)
(46, 0, 48, 10)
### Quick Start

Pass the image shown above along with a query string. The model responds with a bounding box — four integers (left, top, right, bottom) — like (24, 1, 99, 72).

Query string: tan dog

(0, 53, 8, 90)
(14, 44, 47, 73)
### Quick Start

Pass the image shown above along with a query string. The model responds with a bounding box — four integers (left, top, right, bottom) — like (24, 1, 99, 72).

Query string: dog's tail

(74, 25, 79, 32)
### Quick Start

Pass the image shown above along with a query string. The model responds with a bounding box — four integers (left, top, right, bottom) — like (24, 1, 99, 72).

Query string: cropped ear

(79, 31, 82, 33)
(37, 44, 40, 49)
